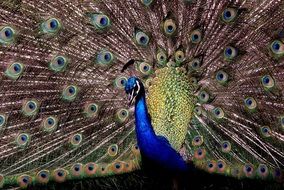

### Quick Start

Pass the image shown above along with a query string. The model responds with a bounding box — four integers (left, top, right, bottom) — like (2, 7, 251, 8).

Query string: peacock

(0, 0, 284, 189)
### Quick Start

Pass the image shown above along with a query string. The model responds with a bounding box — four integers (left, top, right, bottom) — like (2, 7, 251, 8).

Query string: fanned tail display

(0, 0, 284, 188)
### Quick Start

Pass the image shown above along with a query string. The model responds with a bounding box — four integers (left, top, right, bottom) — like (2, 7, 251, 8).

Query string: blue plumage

(125, 77, 188, 172)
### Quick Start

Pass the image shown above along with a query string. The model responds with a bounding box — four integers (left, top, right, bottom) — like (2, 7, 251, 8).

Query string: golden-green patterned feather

(0, 0, 284, 189)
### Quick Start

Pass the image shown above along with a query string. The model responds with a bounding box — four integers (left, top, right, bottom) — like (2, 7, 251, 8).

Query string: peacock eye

(192, 135, 203, 146)
(53, 168, 67, 182)
(108, 144, 119, 156)
(163, 19, 176, 36)
(198, 90, 209, 103)
(62, 85, 79, 101)
(261, 75, 275, 90)
(138, 62, 152, 75)
(222, 8, 237, 23)
(49, 56, 68, 72)
(224, 46, 237, 60)
(243, 164, 254, 177)
(221, 141, 231, 153)
(0, 26, 16, 45)
(135, 31, 150, 46)
(217, 160, 226, 172)
(156, 51, 167, 65)
(91, 14, 111, 30)
(41, 18, 61, 34)
(212, 107, 224, 119)
(116, 108, 129, 123)
(141, 0, 153, 6)
(16, 133, 30, 148)
(70, 134, 82, 147)
(175, 50, 185, 64)
(190, 29, 202, 44)
(18, 175, 32, 188)
(84, 162, 97, 176)
(42, 116, 58, 132)
(22, 100, 39, 116)
(83, 103, 99, 118)
(257, 164, 269, 178)
(115, 76, 127, 89)
(260, 126, 271, 138)
(189, 58, 201, 70)
(0, 114, 7, 128)
(244, 97, 257, 110)
(5, 62, 24, 80)
(270, 40, 284, 55)
(70, 163, 83, 177)
(194, 106, 202, 115)
(216, 70, 228, 84)
(96, 50, 114, 66)
(36, 170, 50, 184)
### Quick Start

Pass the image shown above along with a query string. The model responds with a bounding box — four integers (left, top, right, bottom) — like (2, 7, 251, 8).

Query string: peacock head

(125, 77, 144, 105)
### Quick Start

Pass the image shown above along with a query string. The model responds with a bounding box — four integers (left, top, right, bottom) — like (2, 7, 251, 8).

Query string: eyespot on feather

(217, 160, 226, 173)
(70, 163, 83, 177)
(221, 8, 238, 23)
(257, 164, 269, 178)
(16, 133, 30, 148)
(107, 144, 119, 157)
(243, 164, 255, 177)
(261, 75, 275, 90)
(156, 49, 167, 65)
(42, 116, 58, 133)
(137, 62, 152, 75)
(135, 30, 150, 46)
(163, 19, 176, 36)
(53, 168, 67, 183)
(84, 162, 98, 176)
(62, 85, 79, 101)
(83, 103, 99, 118)
(116, 108, 129, 123)
(190, 29, 202, 44)
(260, 126, 271, 138)
(198, 90, 210, 103)
(224, 46, 238, 60)
(41, 18, 61, 34)
(114, 76, 127, 89)
(212, 107, 224, 119)
(221, 141, 231, 153)
(96, 50, 114, 66)
(36, 170, 50, 184)
(194, 148, 206, 160)
(216, 70, 228, 84)
(174, 50, 185, 64)
(17, 175, 32, 188)
(90, 13, 111, 30)
(49, 55, 68, 72)
(192, 135, 203, 146)
(244, 97, 257, 110)
(22, 99, 40, 117)
(0, 26, 16, 45)
(5, 62, 24, 80)
(70, 133, 82, 147)
(207, 160, 217, 173)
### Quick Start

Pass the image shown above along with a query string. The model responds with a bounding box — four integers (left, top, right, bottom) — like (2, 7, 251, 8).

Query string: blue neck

(134, 94, 154, 133)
